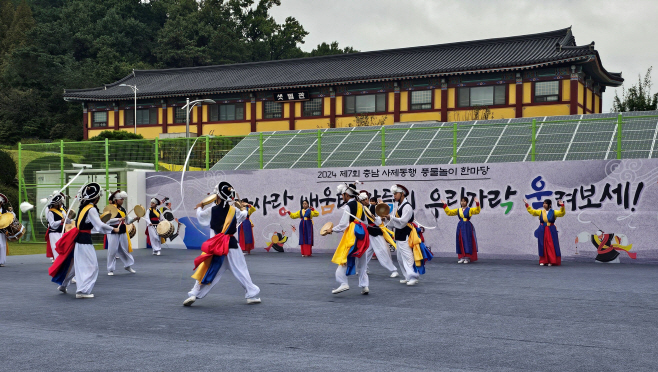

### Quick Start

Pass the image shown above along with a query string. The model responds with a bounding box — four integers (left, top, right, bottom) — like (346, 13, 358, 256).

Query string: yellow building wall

(562, 80, 570, 101)
(167, 107, 173, 124)
(448, 88, 455, 109)
(508, 84, 516, 105)
(578, 82, 584, 105)
(447, 108, 517, 122)
(595, 95, 600, 114)
(400, 91, 408, 112)
(257, 121, 289, 132)
(522, 104, 570, 118)
(202, 105, 208, 122)
(245, 102, 252, 121)
(87, 112, 91, 128)
(577, 106, 583, 115)
(119, 109, 125, 126)
(400, 112, 441, 122)
(202, 123, 251, 136)
(336, 114, 394, 128)
(256, 102, 263, 120)
(158, 108, 163, 124)
(523, 82, 532, 104)
(295, 102, 301, 117)
(108, 111, 115, 127)
(336, 97, 343, 115)
(88, 129, 105, 138)
(388, 93, 395, 113)
(135, 126, 164, 139)
(434, 89, 441, 109)
(323, 98, 331, 116)
(192, 106, 199, 122)
(296, 119, 330, 130)
(165, 125, 188, 134)
(586, 89, 592, 111)
(283, 103, 290, 119)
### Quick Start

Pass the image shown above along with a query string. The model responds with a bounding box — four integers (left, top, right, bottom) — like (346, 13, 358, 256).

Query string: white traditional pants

(335, 256, 369, 288)
(48, 232, 62, 260)
(396, 240, 419, 281)
(0, 234, 6, 265)
(148, 225, 161, 252)
(366, 235, 398, 273)
(188, 248, 260, 300)
(107, 233, 134, 272)
(61, 243, 98, 294)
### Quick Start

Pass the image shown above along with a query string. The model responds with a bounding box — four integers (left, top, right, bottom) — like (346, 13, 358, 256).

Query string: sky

(270, 0, 658, 112)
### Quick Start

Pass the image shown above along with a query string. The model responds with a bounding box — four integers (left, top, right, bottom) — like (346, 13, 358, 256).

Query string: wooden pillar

(330, 90, 336, 128)
(196, 106, 202, 136)
(289, 102, 295, 130)
(250, 97, 257, 133)
(113, 105, 119, 130)
(583, 79, 588, 113)
(515, 73, 523, 118)
(162, 104, 168, 134)
(394, 84, 401, 123)
(440, 79, 448, 122)
(82, 105, 88, 140)
(570, 69, 578, 115)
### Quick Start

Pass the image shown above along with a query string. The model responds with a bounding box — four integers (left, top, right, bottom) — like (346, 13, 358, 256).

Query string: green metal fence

(211, 112, 658, 170)
(16, 136, 244, 242)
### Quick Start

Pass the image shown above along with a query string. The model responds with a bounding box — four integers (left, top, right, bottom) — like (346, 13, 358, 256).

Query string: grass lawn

(7, 149, 84, 176)
(7, 242, 104, 256)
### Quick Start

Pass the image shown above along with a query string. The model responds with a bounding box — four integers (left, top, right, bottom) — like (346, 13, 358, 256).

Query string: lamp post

(119, 84, 138, 134)
(181, 98, 216, 170)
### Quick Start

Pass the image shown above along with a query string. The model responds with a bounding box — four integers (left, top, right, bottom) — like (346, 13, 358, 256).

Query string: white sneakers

(539, 263, 545, 266)
(247, 298, 262, 304)
(71, 278, 76, 284)
(458, 258, 465, 263)
(390, 271, 399, 278)
(361, 287, 369, 295)
(156, 251, 161, 256)
(459, 258, 470, 264)
(407, 279, 419, 286)
(76, 293, 94, 299)
(125, 267, 136, 273)
(107, 272, 114, 276)
(57, 286, 67, 294)
(399, 279, 408, 284)
(183, 296, 197, 306)
(332, 284, 350, 294)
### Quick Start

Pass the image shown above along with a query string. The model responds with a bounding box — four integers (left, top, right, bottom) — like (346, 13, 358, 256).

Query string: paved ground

(0, 249, 656, 372)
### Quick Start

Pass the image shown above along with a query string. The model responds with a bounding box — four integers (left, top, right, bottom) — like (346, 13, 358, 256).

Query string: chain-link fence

(16, 136, 244, 242)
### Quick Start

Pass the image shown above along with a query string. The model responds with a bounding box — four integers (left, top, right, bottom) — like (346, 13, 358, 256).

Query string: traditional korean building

(64, 27, 623, 139)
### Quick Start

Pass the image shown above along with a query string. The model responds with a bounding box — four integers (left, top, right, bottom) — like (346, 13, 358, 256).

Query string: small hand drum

(133, 205, 146, 218)
(64, 223, 75, 233)
(375, 203, 391, 217)
(201, 194, 218, 207)
(126, 223, 136, 239)
(156, 220, 175, 239)
(0, 213, 13, 230)
(4, 217, 25, 241)
(320, 221, 333, 236)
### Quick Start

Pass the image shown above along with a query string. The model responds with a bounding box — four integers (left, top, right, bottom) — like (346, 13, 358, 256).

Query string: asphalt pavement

(0, 249, 656, 372)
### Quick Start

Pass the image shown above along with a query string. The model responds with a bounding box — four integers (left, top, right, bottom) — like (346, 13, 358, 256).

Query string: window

(458, 85, 506, 107)
(410, 90, 432, 110)
(210, 104, 244, 121)
(535, 81, 559, 102)
(302, 98, 323, 117)
(344, 94, 386, 114)
(263, 101, 282, 119)
(92, 111, 107, 127)
(125, 108, 158, 126)
(174, 107, 187, 123)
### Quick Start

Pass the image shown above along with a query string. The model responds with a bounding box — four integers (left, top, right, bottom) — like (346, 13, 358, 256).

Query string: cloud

(271, 0, 658, 112)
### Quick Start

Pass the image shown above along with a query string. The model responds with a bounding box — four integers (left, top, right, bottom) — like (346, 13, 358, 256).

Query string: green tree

(88, 130, 144, 141)
(309, 41, 358, 57)
(0, 0, 15, 58)
(2, 0, 35, 55)
(612, 67, 658, 112)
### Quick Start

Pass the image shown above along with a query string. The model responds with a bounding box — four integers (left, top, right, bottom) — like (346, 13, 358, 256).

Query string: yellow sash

(49, 208, 64, 219)
(191, 207, 236, 282)
(366, 211, 396, 249)
(396, 204, 423, 266)
(331, 203, 363, 266)
(115, 207, 133, 253)
(77, 204, 94, 229)
(593, 234, 633, 253)
(151, 208, 160, 218)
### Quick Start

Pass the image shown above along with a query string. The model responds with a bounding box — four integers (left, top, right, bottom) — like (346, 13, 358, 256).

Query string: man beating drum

(105, 190, 142, 276)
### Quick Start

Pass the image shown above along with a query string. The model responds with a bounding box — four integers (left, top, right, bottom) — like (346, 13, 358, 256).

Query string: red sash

(48, 228, 91, 277)
(193, 233, 231, 269)
(45, 229, 54, 258)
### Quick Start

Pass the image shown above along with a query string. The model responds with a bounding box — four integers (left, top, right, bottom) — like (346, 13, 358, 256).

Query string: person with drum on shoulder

(105, 190, 138, 276)
(146, 197, 163, 256)
(0, 193, 14, 267)
(160, 197, 181, 242)
(45, 193, 71, 263)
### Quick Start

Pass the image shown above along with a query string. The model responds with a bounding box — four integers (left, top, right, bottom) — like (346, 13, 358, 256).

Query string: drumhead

(201, 194, 218, 206)
(0, 213, 13, 229)
(320, 221, 333, 236)
(100, 211, 112, 223)
(157, 220, 172, 236)
(163, 210, 175, 221)
(133, 205, 146, 218)
(375, 203, 391, 217)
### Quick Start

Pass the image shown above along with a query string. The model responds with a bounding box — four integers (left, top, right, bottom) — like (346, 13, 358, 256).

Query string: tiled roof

(64, 27, 623, 101)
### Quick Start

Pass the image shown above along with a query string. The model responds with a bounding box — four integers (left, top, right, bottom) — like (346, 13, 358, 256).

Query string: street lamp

(119, 84, 138, 134)
(181, 98, 216, 170)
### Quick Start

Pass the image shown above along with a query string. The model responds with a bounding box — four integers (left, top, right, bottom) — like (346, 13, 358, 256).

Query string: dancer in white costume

(0, 193, 13, 267)
(358, 191, 399, 278)
(183, 181, 261, 306)
(45, 193, 70, 262)
(106, 190, 137, 276)
(386, 184, 420, 286)
(49, 183, 118, 298)
(146, 198, 163, 255)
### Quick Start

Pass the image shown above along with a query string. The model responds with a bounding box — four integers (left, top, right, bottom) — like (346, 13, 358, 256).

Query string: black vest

(346, 199, 365, 224)
(366, 204, 383, 237)
(149, 208, 160, 225)
(75, 204, 98, 245)
(111, 205, 127, 234)
(48, 208, 66, 233)
(210, 204, 239, 248)
(394, 202, 414, 241)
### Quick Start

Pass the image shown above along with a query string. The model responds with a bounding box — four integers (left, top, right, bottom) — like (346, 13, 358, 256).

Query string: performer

(45, 193, 70, 262)
(183, 181, 261, 306)
(0, 193, 12, 267)
(287, 199, 319, 257)
(360, 192, 399, 278)
(160, 197, 181, 241)
(106, 190, 137, 276)
(49, 183, 118, 298)
(524, 198, 565, 266)
(146, 198, 163, 255)
(387, 184, 431, 285)
(327, 182, 370, 295)
(238, 198, 257, 255)
(441, 196, 481, 264)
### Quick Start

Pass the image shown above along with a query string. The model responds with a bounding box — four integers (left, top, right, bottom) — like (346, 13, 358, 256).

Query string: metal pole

(452, 123, 458, 164)
(259, 132, 264, 169)
(23, 183, 35, 242)
(317, 129, 322, 168)
(186, 98, 190, 172)
(134, 87, 137, 134)
(531, 119, 536, 162)
(60, 140, 64, 188)
(17, 142, 22, 229)
(104, 138, 109, 191)
(617, 113, 623, 159)
(381, 126, 386, 166)
(154, 137, 159, 172)
(205, 135, 210, 171)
